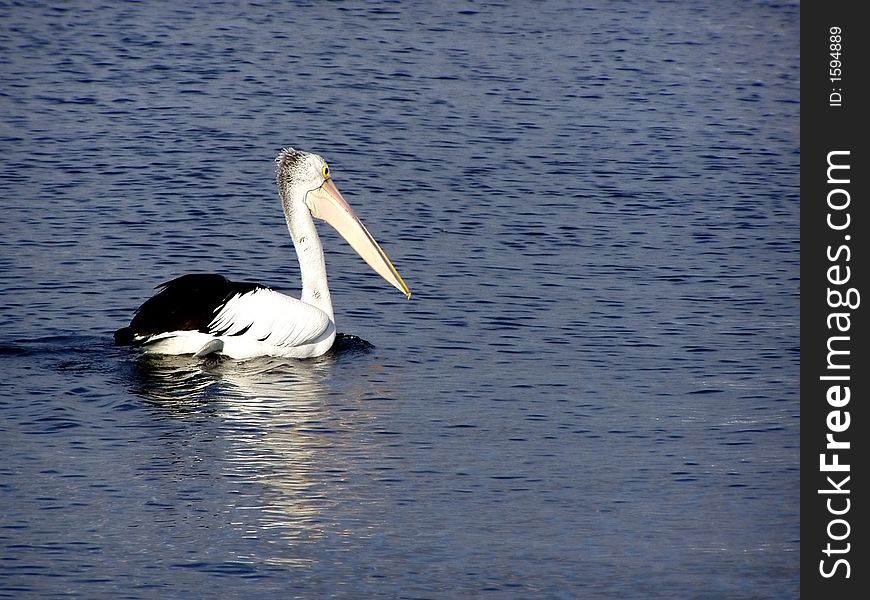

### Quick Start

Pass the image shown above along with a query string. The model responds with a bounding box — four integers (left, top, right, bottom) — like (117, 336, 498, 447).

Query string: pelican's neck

(281, 185, 334, 321)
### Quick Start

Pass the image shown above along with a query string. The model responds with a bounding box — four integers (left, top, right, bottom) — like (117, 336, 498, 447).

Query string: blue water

(1, 1, 799, 598)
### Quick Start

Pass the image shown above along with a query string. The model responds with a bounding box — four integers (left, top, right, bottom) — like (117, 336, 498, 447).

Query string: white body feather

(142, 288, 336, 359)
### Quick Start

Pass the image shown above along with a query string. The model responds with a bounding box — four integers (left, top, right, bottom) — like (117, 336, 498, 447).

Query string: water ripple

(1, 1, 798, 597)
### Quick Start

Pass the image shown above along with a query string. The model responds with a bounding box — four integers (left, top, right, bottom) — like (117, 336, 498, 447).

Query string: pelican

(114, 148, 410, 359)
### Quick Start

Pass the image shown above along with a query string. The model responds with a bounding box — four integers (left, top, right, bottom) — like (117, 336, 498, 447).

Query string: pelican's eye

(321, 165, 330, 179)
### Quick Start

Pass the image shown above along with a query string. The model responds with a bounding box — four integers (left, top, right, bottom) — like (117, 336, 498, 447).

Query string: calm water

(1, 1, 799, 598)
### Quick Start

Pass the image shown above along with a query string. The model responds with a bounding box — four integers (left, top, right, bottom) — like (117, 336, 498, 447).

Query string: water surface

(1, 1, 799, 597)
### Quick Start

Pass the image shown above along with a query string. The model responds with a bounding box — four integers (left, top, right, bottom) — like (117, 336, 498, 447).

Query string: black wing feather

(114, 274, 265, 345)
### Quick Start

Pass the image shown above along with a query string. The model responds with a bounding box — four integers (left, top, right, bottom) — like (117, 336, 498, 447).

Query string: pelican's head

(275, 148, 411, 299)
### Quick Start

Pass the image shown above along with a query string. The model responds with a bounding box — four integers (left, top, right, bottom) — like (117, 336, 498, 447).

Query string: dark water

(1, 1, 799, 598)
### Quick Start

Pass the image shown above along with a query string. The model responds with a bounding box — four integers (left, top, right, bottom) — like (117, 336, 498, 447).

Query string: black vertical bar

(801, 1, 867, 596)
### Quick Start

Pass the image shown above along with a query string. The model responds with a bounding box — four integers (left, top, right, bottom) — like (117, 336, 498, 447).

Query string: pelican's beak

(306, 178, 411, 299)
